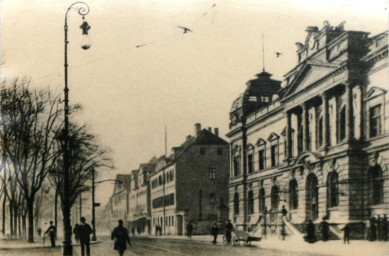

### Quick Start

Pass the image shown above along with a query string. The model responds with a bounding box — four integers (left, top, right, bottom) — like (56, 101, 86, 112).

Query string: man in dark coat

(187, 222, 193, 239)
(79, 217, 93, 256)
(341, 223, 351, 244)
(44, 221, 56, 247)
(369, 217, 377, 241)
(319, 218, 330, 241)
(382, 215, 388, 241)
(225, 220, 234, 245)
(211, 223, 219, 245)
(305, 219, 316, 243)
(111, 219, 131, 256)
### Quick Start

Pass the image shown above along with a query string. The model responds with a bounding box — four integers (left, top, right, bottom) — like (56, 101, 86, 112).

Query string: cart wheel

(233, 236, 240, 246)
(222, 235, 227, 246)
(244, 240, 251, 246)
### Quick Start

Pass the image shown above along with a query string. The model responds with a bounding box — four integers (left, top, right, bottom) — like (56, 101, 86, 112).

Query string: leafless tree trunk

(0, 79, 63, 243)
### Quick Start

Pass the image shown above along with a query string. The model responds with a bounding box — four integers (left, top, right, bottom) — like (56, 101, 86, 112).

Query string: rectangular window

(217, 148, 223, 155)
(370, 105, 381, 138)
(200, 147, 206, 155)
(209, 169, 216, 179)
(271, 144, 278, 167)
(208, 215, 217, 221)
(248, 154, 254, 174)
(258, 150, 265, 170)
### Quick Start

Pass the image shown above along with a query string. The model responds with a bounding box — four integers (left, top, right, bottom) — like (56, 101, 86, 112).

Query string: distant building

(150, 124, 230, 235)
(227, 21, 388, 238)
(131, 161, 157, 235)
(107, 174, 131, 229)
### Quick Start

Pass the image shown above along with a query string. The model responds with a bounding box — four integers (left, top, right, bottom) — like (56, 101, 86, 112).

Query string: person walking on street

(79, 217, 93, 256)
(187, 222, 193, 239)
(211, 223, 219, 245)
(225, 220, 234, 246)
(319, 217, 329, 241)
(112, 219, 131, 256)
(37, 227, 42, 238)
(44, 221, 56, 247)
(341, 223, 351, 244)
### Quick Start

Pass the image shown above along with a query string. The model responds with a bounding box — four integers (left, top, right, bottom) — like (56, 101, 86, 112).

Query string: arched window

(289, 179, 298, 210)
(258, 188, 266, 213)
(234, 192, 239, 215)
(369, 165, 383, 205)
(271, 186, 280, 211)
(248, 191, 254, 214)
(339, 107, 346, 142)
(327, 171, 339, 208)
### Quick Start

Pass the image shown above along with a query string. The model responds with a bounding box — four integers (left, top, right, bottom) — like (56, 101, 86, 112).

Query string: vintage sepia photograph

(0, 0, 388, 255)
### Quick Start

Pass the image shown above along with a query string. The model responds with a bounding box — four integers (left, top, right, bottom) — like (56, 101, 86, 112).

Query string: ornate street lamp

(62, 2, 90, 256)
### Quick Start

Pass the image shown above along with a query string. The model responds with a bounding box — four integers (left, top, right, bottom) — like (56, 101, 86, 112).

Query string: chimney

(186, 135, 192, 141)
(208, 127, 212, 132)
(195, 123, 201, 136)
(214, 128, 219, 137)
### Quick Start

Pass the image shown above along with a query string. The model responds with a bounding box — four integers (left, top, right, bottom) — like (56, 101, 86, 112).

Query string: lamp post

(91, 168, 122, 241)
(62, 2, 90, 255)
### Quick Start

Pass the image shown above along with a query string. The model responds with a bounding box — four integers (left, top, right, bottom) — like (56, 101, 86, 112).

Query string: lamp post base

(62, 242, 73, 256)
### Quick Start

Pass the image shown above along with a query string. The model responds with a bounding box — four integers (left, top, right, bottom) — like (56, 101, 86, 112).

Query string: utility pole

(91, 168, 96, 241)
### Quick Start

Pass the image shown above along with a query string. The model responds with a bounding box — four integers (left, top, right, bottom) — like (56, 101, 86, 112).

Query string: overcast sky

(1, 0, 387, 205)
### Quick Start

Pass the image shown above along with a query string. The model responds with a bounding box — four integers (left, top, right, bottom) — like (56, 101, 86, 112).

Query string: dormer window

(260, 96, 270, 103)
(249, 96, 257, 102)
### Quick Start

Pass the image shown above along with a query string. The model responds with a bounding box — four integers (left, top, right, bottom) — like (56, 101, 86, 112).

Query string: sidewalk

(149, 234, 389, 256)
(0, 237, 100, 250)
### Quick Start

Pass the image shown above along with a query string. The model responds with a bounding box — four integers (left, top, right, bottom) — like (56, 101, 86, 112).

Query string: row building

(106, 124, 230, 235)
(227, 21, 388, 238)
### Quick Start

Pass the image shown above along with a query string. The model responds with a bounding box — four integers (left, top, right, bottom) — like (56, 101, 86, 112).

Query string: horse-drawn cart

(223, 229, 261, 246)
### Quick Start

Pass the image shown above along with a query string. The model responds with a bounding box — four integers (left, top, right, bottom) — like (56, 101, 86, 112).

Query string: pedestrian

(211, 223, 219, 245)
(187, 222, 193, 239)
(111, 219, 132, 256)
(305, 219, 316, 243)
(382, 215, 388, 241)
(319, 217, 329, 241)
(281, 205, 288, 220)
(341, 223, 351, 244)
(37, 227, 42, 238)
(225, 220, 234, 246)
(44, 221, 56, 247)
(79, 217, 93, 256)
(377, 215, 382, 241)
(369, 217, 377, 241)
(73, 223, 80, 243)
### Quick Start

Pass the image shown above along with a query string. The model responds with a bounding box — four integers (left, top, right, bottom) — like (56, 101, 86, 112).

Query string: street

(0, 236, 324, 256)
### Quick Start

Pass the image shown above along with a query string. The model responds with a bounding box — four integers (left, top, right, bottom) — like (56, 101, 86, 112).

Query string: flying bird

(136, 44, 147, 48)
(274, 52, 282, 57)
(212, 3, 216, 7)
(177, 26, 193, 34)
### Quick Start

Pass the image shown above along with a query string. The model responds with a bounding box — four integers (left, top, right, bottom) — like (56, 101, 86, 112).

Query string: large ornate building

(227, 21, 388, 238)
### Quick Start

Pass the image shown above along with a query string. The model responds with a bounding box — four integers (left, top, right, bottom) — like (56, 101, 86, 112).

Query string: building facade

(107, 174, 131, 229)
(150, 124, 230, 235)
(227, 22, 388, 238)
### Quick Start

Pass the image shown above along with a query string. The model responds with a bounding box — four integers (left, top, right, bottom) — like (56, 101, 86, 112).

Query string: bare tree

(0, 79, 62, 242)
(50, 123, 112, 221)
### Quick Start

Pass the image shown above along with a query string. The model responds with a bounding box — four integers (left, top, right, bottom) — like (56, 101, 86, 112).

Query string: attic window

(249, 96, 257, 102)
(260, 96, 270, 103)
